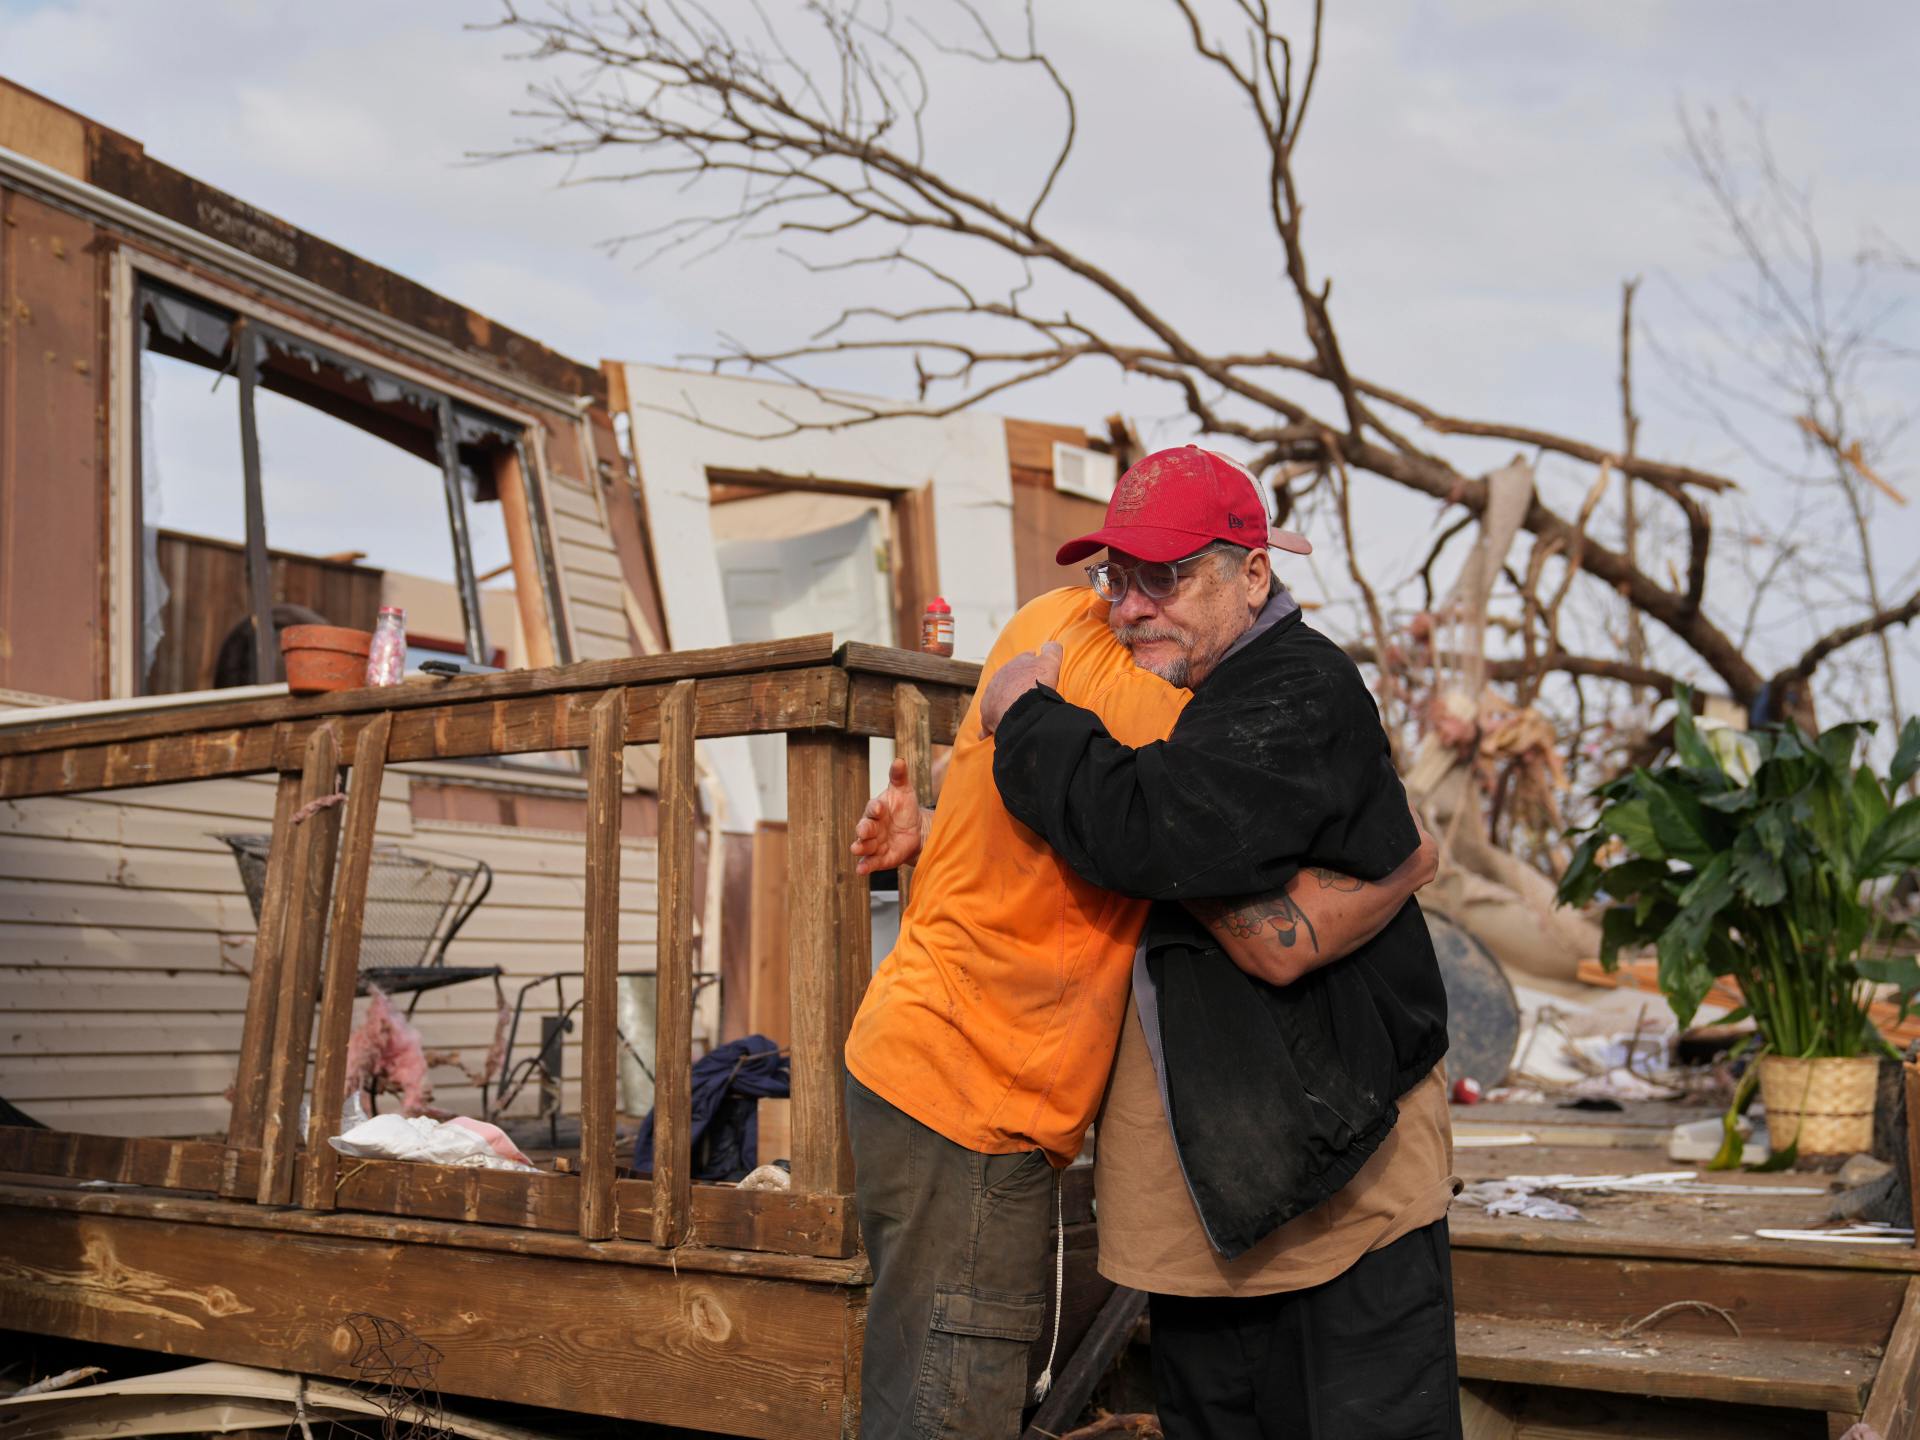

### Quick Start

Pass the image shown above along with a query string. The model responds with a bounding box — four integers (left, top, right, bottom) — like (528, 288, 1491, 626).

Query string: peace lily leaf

(1599, 906, 1644, 969)
(1556, 832, 1608, 907)
(1893, 717, 1920, 791)
(1851, 765, 1890, 858)
(1673, 695, 1718, 774)
(1861, 800, 1920, 879)
(1601, 798, 1662, 860)
(1647, 783, 1719, 867)
(1598, 858, 1669, 900)
(1656, 924, 1714, 1030)
(1730, 836, 1786, 907)
(1856, 953, 1920, 993)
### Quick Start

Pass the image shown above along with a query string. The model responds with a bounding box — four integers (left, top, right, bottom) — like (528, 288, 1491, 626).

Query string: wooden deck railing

(0, 636, 979, 1259)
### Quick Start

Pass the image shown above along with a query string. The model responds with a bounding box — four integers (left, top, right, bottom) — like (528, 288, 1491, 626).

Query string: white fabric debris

(328, 1113, 537, 1172)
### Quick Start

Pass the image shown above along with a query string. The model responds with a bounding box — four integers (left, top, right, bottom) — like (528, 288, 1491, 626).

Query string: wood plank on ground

(1454, 1313, 1876, 1413)
(0, 1205, 860, 1440)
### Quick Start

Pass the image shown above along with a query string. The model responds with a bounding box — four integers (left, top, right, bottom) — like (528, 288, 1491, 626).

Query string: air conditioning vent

(1052, 442, 1119, 503)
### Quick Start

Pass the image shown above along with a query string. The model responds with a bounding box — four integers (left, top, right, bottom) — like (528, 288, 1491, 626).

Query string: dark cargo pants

(847, 1073, 1055, 1438)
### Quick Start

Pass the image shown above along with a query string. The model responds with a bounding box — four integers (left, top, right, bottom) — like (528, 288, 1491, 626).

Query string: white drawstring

(1031, 1170, 1065, 1403)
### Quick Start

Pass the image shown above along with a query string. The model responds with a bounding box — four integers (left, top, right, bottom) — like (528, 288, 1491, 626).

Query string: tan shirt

(1094, 995, 1457, 1296)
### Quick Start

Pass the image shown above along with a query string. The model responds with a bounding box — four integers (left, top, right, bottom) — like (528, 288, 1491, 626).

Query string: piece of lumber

(0, 633, 840, 757)
(1453, 1247, 1907, 1346)
(1865, 1276, 1920, 1440)
(847, 671, 972, 746)
(0, 1179, 866, 1283)
(0, 1205, 862, 1440)
(579, 688, 628, 1242)
(300, 712, 392, 1211)
(834, 640, 981, 691)
(892, 681, 931, 908)
(831, 733, 874, 1056)
(747, 822, 791, 1048)
(651, 679, 698, 1248)
(256, 723, 343, 1205)
(0, 666, 850, 800)
(1454, 1312, 1876, 1413)
(787, 732, 847, 1195)
(223, 769, 301, 1178)
(0, 1126, 257, 1193)
(1906, 1060, 1920, 1250)
(1020, 1286, 1147, 1440)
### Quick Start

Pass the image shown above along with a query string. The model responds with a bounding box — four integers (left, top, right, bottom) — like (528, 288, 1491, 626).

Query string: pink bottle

(365, 606, 407, 687)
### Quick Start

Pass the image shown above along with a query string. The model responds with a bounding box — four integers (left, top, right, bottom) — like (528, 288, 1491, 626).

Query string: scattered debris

(1753, 1223, 1916, 1245)
(329, 1113, 537, 1172)
(11, 1367, 104, 1399)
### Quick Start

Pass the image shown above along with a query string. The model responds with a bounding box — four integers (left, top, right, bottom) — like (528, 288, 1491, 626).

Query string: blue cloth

(632, 1033, 790, 1182)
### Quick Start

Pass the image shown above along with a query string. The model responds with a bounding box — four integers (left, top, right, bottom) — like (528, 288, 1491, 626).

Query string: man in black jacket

(981, 446, 1457, 1439)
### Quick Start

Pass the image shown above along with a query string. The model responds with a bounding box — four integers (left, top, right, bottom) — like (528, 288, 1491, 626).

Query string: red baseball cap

(1055, 446, 1313, 564)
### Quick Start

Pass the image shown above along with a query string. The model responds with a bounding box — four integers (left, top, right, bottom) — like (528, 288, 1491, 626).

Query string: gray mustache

(1113, 625, 1191, 649)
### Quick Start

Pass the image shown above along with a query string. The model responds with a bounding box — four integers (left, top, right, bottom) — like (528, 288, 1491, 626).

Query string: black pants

(1150, 1218, 1461, 1440)
(847, 1074, 1057, 1438)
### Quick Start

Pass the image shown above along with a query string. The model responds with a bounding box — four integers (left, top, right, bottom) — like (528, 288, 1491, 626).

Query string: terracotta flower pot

(1758, 1053, 1879, 1156)
(280, 624, 372, 695)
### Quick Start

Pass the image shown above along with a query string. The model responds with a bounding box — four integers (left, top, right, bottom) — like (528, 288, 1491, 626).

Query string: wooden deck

(0, 638, 989, 1440)
(1450, 1118, 1920, 1439)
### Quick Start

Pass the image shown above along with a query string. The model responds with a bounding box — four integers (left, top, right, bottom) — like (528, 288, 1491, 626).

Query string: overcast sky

(6, 0, 1917, 719)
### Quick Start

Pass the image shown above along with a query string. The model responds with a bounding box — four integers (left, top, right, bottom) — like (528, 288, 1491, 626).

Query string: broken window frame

(122, 259, 574, 697)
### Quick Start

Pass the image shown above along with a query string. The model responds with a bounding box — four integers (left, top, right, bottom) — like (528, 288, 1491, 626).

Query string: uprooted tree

(489, 0, 1919, 985)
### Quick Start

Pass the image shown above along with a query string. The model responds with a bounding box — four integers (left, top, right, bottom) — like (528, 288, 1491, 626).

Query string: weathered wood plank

(256, 724, 342, 1205)
(786, 733, 842, 1197)
(224, 770, 299, 1171)
(0, 1126, 257, 1193)
(0, 1179, 867, 1281)
(892, 682, 932, 908)
(301, 712, 392, 1211)
(847, 672, 971, 746)
(0, 668, 849, 798)
(579, 688, 626, 1242)
(0, 1206, 861, 1439)
(652, 679, 698, 1248)
(0, 635, 839, 756)
(831, 734, 873, 1089)
(1865, 1277, 1920, 1440)
(1455, 1313, 1875, 1413)
(1453, 1246, 1908, 1346)
(834, 641, 981, 691)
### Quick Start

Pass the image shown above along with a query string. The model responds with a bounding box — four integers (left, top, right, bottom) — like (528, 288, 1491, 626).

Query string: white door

(717, 508, 894, 820)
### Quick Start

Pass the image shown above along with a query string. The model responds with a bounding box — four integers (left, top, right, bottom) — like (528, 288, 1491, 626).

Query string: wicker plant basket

(1758, 1054, 1880, 1155)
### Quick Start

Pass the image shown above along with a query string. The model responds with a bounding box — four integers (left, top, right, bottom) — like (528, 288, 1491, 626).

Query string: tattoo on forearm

(1308, 866, 1366, 893)
(1196, 894, 1320, 953)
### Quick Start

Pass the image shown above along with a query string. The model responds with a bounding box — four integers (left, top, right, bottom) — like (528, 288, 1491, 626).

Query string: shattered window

(134, 279, 551, 696)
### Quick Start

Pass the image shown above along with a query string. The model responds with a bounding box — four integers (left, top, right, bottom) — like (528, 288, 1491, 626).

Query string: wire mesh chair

(220, 833, 499, 1003)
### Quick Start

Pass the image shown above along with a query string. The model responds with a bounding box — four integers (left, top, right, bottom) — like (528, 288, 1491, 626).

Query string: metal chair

(220, 833, 499, 1005)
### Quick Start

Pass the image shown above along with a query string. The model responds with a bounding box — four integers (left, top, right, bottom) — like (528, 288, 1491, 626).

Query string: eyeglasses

(1084, 547, 1231, 604)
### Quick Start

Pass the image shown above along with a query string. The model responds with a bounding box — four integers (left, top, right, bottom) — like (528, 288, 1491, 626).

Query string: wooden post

(832, 734, 875, 1047)
(651, 679, 699, 1247)
(224, 768, 301, 1188)
(301, 712, 392, 1211)
(256, 723, 343, 1205)
(787, 732, 871, 1196)
(579, 688, 627, 1241)
(892, 682, 932, 909)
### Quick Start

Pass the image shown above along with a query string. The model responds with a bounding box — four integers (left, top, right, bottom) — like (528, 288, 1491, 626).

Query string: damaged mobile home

(8, 74, 1920, 1440)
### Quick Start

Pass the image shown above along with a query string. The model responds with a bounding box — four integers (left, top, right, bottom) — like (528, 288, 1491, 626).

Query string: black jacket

(992, 607, 1448, 1258)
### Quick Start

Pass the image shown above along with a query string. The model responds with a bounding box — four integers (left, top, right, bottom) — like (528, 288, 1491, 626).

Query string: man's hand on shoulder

(978, 641, 1062, 737)
(851, 759, 932, 874)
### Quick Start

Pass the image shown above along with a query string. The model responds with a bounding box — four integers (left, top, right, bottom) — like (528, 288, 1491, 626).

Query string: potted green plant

(1557, 693, 1920, 1161)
